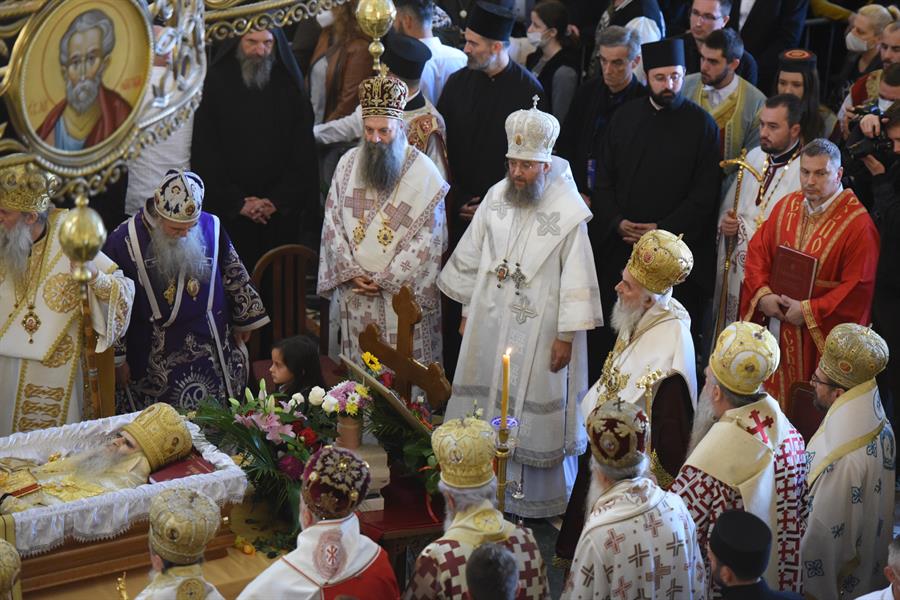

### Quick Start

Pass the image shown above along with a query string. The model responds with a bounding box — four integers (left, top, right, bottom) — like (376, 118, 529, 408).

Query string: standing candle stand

(492, 415, 519, 513)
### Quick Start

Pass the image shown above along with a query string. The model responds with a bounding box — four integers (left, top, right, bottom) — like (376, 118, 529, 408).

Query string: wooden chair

(248, 244, 344, 389)
(785, 381, 824, 442)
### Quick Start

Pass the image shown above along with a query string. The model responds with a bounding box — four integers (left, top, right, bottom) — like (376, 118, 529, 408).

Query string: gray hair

(597, 25, 641, 60)
(801, 138, 842, 171)
(709, 373, 766, 408)
(32, 208, 50, 228)
(60, 9, 115, 66)
(888, 536, 900, 568)
(439, 478, 497, 513)
(591, 454, 649, 482)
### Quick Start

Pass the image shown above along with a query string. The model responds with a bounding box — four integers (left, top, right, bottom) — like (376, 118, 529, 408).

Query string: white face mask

(527, 30, 547, 48)
(316, 10, 334, 28)
(878, 97, 895, 111)
(845, 31, 872, 53)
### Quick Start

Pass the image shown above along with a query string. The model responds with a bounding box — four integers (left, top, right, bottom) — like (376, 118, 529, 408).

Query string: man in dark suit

(727, 0, 809, 91)
(682, 0, 758, 85)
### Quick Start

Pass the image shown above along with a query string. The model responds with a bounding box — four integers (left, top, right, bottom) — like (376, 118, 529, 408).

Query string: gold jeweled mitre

(358, 75, 408, 120)
(626, 229, 693, 294)
(710, 322, 780, 395)
(432, 417, 496, 488)
(0, 539, 20, 594)
(122, 403, 192, 471)
(0, 163, 59, 213)
(819, 323, 889, 389)
(586, 398, 649, 469)
(149, 487, 220, 565)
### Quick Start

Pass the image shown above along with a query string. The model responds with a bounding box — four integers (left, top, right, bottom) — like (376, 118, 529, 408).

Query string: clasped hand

(759, 293, 804, 326)
(240, 197, 276, 224)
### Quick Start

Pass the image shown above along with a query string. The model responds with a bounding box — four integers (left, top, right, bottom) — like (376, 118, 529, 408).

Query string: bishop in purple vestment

(103, 170, 269, 411)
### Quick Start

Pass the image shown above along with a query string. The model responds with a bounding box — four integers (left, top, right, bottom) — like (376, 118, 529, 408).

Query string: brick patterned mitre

(820, 323, 889, 389)
(0, 163, 59, 213)
(301, 446, 370, 519)
(505, 96, 559, 163)
(710, 322, 780, 395)
(432, 417, 496, 488)
(626, 229, 693, 294)
(586, 399, 649, 468)
(358, 75, 408, 120)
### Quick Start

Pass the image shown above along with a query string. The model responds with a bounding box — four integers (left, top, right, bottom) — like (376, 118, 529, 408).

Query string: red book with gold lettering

(771, 244, 817, 300)
(149, 451, 216, 483)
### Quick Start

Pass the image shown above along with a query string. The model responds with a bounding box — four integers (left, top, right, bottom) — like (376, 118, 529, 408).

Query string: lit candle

(501, 348, 511, 429)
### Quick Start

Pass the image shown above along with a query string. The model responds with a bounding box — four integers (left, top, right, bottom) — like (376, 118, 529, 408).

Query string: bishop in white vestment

(439, 101, 602, 518)
(562, 396, 706, 599)
(802, 324, 895, 599)
(317, 72, 448, 367)
(0, 164, 134, 435)
(713, 95, 802, 329)
(671, 322, 807, 597)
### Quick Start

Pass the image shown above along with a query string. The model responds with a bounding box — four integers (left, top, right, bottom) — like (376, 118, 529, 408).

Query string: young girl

(269, 335, 325, 398)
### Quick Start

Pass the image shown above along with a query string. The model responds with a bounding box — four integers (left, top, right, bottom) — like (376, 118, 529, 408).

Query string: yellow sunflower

(362, 352, 382, 373)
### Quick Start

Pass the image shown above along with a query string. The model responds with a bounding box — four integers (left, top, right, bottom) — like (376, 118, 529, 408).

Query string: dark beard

(502, 171, 546, 206)
(650, 89, 677, 107)
(236, 46, 275, 90)
(359, 135, 406, 193)
(701, 67, 730, 88)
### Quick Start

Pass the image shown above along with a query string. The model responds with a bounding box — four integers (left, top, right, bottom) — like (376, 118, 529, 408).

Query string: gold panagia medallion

(186, 278, 200, 300)
(377, 223, 394, 248)
(21, 309, 41, 343)
(163, 280, 177, 305)
(353, 224, 366, 245)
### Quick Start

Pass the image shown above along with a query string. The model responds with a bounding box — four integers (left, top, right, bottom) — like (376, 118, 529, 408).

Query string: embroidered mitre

(819, 323, 889, 389)
(122, 403, 192, 471)
(432, 417, 496, 488)
(626, 229, 693, 294)
(149, 487, 221, 564)
(504, 96, 559, 163)
(302, 446, 371, 519)
(0, 163, 59, 213)
(586, 399, 649, 469)
(710, 322, 780, 395)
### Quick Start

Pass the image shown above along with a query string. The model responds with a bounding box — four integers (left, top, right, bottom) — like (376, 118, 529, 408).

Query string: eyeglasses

(506, 159, 538, 173)
(690, 9, 723, 22)
(651, 72, 684, 84)
(810, 374, 841, 388)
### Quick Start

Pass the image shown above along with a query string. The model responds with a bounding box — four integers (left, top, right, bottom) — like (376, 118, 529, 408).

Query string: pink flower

(251, 412, 295, 443)
(277, 454, 304, 480)
(234, 412, 256, 428)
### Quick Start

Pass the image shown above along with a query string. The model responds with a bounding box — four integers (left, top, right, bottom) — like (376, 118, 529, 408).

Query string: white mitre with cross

(504, 95, 560, 164)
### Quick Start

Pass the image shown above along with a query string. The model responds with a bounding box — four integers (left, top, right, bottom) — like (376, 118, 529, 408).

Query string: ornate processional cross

(358, 286, 451, 410)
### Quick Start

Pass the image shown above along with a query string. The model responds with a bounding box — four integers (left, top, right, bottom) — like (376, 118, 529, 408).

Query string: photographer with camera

(841, 63, 900, 209)
(855, 102, 900, 436)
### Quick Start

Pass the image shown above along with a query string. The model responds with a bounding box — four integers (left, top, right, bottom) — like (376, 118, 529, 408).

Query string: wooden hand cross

(358, 286, 451, 410)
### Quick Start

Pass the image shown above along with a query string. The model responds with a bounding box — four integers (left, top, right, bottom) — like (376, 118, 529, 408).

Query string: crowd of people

(1, 0, 900, 596)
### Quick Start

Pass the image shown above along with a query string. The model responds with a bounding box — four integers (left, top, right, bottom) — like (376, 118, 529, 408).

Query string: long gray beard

(67, 445, 133, 479)
(686, 386, 717, 456)
(0, 219, 34, 281)
(584, 458, 608, 522)
(149, 224, 211, 290)
(359, 135, 407, 193)
(503, 171, 546, 206)
(610, 298, 645, 338)
(237, 47, 275, 90)
(66, 75, 101, 115)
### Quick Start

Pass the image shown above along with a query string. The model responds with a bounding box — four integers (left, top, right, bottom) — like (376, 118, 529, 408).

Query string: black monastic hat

(779, 48, 818, 73)
(641, 37, 685, 72)
(467, 1, 515, 42)
(709, 510, 772, 579)
(383, 31, 433, 80)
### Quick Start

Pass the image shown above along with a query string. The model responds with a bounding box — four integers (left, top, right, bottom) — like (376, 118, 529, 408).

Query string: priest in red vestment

(740, 138, 880, 404)
(237, 446, 400, 599)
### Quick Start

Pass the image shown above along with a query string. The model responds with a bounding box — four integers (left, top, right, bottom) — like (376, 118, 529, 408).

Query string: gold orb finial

(58, 192, 107, 283)
(355, 0, 396, 73)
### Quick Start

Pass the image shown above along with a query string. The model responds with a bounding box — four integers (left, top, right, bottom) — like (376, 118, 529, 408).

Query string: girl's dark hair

(775, 68, 825, 143)
(273, 335, 325, 396)
(533, 0, 578, 48)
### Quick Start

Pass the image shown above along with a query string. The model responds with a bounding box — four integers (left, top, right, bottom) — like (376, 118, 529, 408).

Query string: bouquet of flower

(192, 380, 334, 531)
(361, 351, 396, 388)
(321, 380, 374, 417)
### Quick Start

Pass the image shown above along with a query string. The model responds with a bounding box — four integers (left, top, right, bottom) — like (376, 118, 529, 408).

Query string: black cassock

(191, 32, 319, 273)
(437, 60, 544, 241)
(588, 94, 721, 378)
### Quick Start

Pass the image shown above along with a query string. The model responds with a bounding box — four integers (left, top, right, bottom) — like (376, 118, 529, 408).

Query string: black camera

(846, 102, 895, 160)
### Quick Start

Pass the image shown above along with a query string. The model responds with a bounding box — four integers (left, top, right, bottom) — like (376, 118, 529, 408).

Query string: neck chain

(495, 203, 536, 294)
(352, 148, 410, 251)
(753, 146, 801, 230)
(12, 227, 50, 344)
